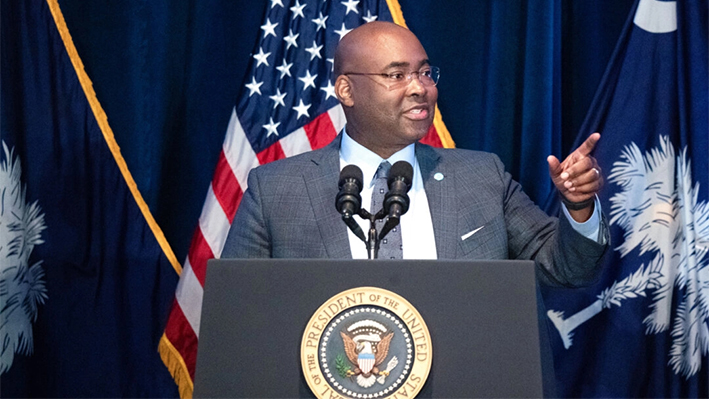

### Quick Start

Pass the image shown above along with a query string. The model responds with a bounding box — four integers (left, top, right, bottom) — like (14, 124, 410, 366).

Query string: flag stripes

(161, 103, 349, 393)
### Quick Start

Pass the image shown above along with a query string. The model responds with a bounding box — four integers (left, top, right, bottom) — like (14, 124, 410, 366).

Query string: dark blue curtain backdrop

(57, 0, 634, 266)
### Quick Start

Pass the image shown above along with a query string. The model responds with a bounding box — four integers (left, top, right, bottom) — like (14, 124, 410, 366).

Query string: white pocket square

(461, 226, 484, 241)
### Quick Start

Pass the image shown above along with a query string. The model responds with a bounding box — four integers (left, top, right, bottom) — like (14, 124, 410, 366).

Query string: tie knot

(375, 161, 392, 180)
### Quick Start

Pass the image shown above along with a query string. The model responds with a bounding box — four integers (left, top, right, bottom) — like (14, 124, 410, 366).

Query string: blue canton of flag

(239, 0, 391, 157)
(542, 0, 708, 396)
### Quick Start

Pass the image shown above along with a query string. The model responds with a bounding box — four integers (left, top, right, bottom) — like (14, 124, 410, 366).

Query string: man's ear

(335, 75, 354, 107)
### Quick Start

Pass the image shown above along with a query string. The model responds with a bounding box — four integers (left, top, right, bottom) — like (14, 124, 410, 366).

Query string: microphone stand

(338, 161, 411, 260)
(355, 208, 398, 259)
(338, 202, 389, 259)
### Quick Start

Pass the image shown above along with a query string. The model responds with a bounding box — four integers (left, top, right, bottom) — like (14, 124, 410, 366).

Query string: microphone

(383, 161, 413, 219)
(336, 165, 366, 242)
(378, 161, 413, 241)
(336, 165, 363, 217)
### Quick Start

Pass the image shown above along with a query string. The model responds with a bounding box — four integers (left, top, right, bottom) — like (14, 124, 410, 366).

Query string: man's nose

(406, 73, 427, 95)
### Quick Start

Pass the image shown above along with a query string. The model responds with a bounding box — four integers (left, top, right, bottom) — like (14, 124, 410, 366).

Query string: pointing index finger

(576, 133, 601, 156)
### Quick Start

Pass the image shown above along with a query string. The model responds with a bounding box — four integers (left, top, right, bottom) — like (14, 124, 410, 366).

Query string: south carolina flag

(542, 0, 708, 396)
(1, 0, 180, 397)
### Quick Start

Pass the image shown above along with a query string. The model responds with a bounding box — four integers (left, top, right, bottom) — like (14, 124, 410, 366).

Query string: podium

(194, 259, 547, 398)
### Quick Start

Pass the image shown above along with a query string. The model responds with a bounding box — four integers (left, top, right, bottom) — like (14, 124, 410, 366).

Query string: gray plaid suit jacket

(222, 134, 608, 287)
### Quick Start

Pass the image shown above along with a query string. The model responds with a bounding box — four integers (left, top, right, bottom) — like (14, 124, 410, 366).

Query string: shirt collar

(340, 127, 416, 188)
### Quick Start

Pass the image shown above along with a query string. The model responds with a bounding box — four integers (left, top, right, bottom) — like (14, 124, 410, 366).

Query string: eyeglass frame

(343, 66, 440, 91)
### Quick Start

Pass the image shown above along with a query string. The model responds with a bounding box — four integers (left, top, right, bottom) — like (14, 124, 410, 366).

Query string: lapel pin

(434, 172, 444, 181)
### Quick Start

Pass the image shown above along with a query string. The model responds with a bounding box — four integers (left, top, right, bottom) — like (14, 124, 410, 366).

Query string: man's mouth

(405, 107, 429, 120)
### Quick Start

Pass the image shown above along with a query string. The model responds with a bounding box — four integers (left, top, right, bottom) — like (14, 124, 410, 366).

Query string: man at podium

(222, 21, 608, 288)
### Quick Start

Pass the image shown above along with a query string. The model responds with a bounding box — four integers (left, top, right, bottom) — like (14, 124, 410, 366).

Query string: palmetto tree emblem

(0, 142, 47, 375)
(547, 136, 709, 377)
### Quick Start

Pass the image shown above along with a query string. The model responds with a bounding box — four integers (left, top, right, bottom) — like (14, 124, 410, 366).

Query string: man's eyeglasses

(344, 66, 440, 91)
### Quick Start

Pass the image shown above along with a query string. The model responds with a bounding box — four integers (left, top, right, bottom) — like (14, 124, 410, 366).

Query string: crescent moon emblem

(633, 0, 677, 34)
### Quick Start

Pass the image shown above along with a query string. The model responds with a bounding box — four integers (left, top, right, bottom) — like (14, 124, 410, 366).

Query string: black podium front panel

(194, 259, 543, 398)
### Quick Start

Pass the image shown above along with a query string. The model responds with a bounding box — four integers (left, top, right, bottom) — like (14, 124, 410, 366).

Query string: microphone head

(388, 161, 413, 189)
(336, 164, 363, 217)
(384, 161, 413, 217)
(339, 164, 363, 190)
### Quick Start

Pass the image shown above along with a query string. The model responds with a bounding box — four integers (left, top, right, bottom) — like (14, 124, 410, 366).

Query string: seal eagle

(340, 330, 393, 380)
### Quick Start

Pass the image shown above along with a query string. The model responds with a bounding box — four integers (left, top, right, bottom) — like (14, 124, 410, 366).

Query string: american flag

(158, 1, 452, 397)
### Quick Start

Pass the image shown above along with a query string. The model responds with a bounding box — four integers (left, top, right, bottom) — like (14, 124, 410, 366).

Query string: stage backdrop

(12, 1, 697, 398)
(55, 0, 634, 262)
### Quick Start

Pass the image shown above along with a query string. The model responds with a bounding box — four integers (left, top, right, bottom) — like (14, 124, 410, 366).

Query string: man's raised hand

(547, 133, 603, 221)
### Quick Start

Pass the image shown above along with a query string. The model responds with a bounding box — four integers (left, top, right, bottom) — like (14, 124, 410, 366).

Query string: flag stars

(298, 70, 318, 91)
(363, 10, 378, 23)
(341, 0, 360, 15)
(327, 58, 335, 72)
(260, 18, 279, 38)
(276, 59, 293, 79)
(334, 23, 352, 40)
(290, 0, 306, 19)
(269, 88, 287, 109)
(245, 77, 263, 97)
(253, 47, 271, 67)
(293, 99, 312, 119)
(305, 41, 323, 60)
(270, 0, 283, 8)
(262, 117, 280, 137)
(312, 12, 328, 32)
(320, 80, 336, 100)
(283, 29, 299, 49)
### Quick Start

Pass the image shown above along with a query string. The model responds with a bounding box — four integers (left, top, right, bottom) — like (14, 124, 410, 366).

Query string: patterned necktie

(371, 161, 403, 259)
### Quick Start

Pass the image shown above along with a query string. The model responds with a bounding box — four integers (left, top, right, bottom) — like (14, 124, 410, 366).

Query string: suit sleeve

(493, 155, 609, 287)
(221, 168, 272, 258)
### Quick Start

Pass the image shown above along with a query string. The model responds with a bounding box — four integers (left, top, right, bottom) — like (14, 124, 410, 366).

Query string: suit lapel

(416, 144, 458, 259)
(303, 135, 352, 259)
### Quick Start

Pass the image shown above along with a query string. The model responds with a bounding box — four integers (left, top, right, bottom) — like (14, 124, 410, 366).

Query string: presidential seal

(301, 287, 432, 399)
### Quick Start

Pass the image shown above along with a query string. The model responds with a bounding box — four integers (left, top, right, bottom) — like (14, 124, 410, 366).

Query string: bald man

(222, 21, 608, 288)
